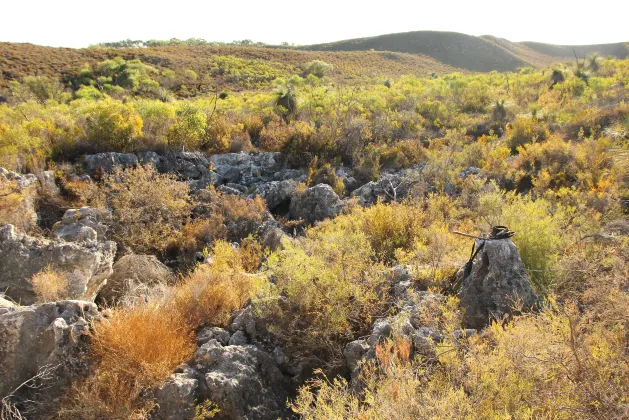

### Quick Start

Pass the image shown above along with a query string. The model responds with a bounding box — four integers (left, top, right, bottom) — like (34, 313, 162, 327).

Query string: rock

(196, 343, 290, 420)
(84, 152, 138, 174)
(228, 330, 248, 346)
(197, 327, 231, 347)
(209, 152, 287, 187)
(230, 307, 257, 337)
(0, 300, 100, 397)
(289, 184, 344, 225)
(254, 180, 297, 214)
(97, 254, 173, 306)
(155, 372, 199, 420)
(217, 185, 243, 196)
(0, 225, 116, 305)
(458, 167, 481, 179)
(138, 151, 168, 173)
(39, 170, 59, 194)
(351, 172, 417, 206)
(53, 206, 111, 243)
(459, 239, 539, 329)
(344, 339, 370, 373)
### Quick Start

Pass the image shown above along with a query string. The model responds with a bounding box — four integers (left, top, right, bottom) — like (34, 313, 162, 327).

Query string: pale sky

(1, 0, 627, 48)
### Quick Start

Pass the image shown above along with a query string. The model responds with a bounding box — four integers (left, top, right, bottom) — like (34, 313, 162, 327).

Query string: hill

(0, 42, 458, 92)
(303, 30, 629, 72)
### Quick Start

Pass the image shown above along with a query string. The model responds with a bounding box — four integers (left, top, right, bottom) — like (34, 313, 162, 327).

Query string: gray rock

(0, 300, 100, 397)
(351, 172, 417, 205)
(53, 207, 111, 243)
(458, 167, 481, 179)
(289, 184, 344, 225)
(39, 171, 59, 194)
(344, 339, 370, 373)
(254, 180, 296, 213)
(137, 151, 168, 173)
(196, 344, 289, 420)
(155, 372, 199, 420)
(0, 225, 116, 305)
(459, 239, 539, 329)
(230, 307, 257, 337)
(197, 327, 231, 347)
(228, 330, 248, 346)
(98, 254, 173, 306)
(84, 152, 138, 174)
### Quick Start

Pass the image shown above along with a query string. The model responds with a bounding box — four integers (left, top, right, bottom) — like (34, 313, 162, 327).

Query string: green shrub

(80, 99, 143, 152)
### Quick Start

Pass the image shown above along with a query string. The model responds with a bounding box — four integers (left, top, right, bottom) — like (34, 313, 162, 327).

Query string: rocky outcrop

(0, 300, 100, 397)
(98, 254, 173, 306)
(209, 152, 287, 187)
(254, 180, 297, 214)
(289, 184, 344, 225)
(458, 238, 539, 329)
(53, 206, 111, 243)
(154, 318, 292, 420)
(0, 225, 116, 305)
(83, 152, 138, 174)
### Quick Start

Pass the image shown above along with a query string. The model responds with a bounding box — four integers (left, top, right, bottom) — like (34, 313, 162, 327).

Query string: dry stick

(450, 230, 489, 240)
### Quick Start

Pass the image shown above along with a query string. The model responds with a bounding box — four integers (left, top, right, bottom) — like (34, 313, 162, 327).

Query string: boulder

(84, 152, 138, 174)
(289, 184, 344, 225)
(138, 151, 168, 173)
(195, 342, 290, 420)
(53, 206, 111, 243)
(155, 371, 199, 420)
(254, 180, 296, 213)
(97, 254, 173, 306)
(0, 225, 116, 305)
(0, 300, 100, 397)
(459, 239, 539, 329)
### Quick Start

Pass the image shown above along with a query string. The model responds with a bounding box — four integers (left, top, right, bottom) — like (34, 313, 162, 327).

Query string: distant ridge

(302, 30, 629, 72)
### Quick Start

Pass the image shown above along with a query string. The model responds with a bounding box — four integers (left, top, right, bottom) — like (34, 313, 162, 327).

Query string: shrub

(303, 60, 332, 78)
(170, 242, 262, 329)
(80, 99, 143, 152)
(167, 104, 206, 150)
(60, 303, 195, 418)
(98, 165, 191, 255)
(260, 220, 385, 369)
(30, 267, 69, 302)
(506, 117, 549, 152)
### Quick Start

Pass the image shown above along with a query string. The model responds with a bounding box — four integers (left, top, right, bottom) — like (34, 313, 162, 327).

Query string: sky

(1, 0, 627, 48)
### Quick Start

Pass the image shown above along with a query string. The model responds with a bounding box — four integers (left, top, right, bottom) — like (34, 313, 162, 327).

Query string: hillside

(303, 30, 629, 71)
(0, 42, 458, 92)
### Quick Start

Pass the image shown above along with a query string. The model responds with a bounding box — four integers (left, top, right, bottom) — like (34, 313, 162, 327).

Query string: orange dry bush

(60, 303, 195, 418)
(93, 304, 195, 387)
(31, 267, 69, 302)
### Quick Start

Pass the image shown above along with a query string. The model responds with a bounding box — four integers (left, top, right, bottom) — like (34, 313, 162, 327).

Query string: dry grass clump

(59, 303, 195, 418)
(30, 267, 69, 302)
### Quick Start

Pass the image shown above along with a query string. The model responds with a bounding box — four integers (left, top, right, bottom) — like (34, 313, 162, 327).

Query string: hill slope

(0, 43, 458, 92)
(303, 31, 628, 71)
